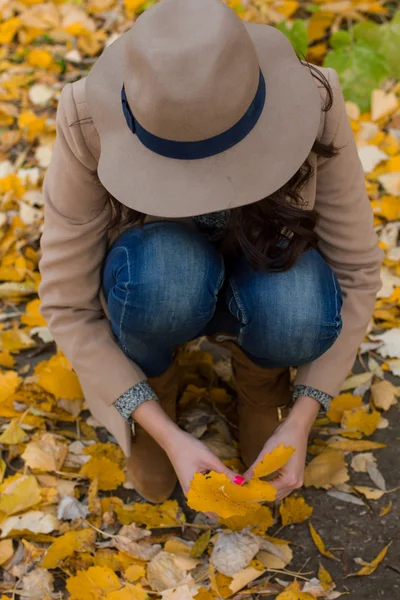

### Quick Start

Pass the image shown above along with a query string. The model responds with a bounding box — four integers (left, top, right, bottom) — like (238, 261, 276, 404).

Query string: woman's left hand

(244, 395, 320, 501)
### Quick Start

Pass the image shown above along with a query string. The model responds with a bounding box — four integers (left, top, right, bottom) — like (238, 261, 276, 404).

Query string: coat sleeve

(294, 68, 384, 397)
(38, 83, 147, 407)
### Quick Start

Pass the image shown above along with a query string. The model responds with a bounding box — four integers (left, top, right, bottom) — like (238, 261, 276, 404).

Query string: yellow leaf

(190, 530, 211, 558)
(0, 254, 27, 281)
(0, 18, 20, 44)
(66, 566, 121, 600)
(304, 450, 349, 489)
(308, 12, 334, 42)
(18, 111, 46, 142)
(276, 580, 315, 599)
(318, 563, 333, 589)
(115, 500, 184, 528)
(0, 475, 41, 516)
(195, 588, 214, 600)
(124, 0, 145, 15)
(327, 393, 363, 423)
(22, 432, 68, 472)
(371, 195, 400, 222)
(80, 457, 125, 491)
(188, 471, 276, 518)
(1, 326, 35, 352)
(34, 351, 83, 399)
(105, 584, 148, 600)
(0, 352, 16, 367)
(210, 571, 234, 599)
(379, 501, 392, 516)
(341, 407, 381, 436)
(0, 370, 21, 401)
(0, 458, 5, 483)
(27, 48, 53, 69)
(43, 529, 96, 569)
(0, 420, 28, 445)
(309, 523, 339, 561)
(88, 478, 101, 516)
(219, 505, 273, 533)
(353, 486, 385, 500)
(164, 538, 192, 555)
(350, 542, 392, 576)
(124, 565, 146, 583)
(84, 442, 125, 468)
(253, 444, 295, 478)
(328, 439, 386, 452)
(0, 539, 13, 566)
(279, 495, 313, 526)
(21, 299, 47, 327)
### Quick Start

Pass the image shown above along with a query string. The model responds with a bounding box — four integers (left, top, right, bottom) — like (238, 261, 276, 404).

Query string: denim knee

(102, 222, 225, 371)
(226, 249, 343, 367)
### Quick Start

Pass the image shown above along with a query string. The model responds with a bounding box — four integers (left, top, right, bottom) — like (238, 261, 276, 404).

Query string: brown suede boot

(125, 359, 179, 503)
(207, 335, 292, 468)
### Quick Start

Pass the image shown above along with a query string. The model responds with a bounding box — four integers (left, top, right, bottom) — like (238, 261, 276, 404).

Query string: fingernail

(233, 475, 245, 485)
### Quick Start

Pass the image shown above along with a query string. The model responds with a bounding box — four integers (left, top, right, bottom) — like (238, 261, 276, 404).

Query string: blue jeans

(102, 222, 343, 377)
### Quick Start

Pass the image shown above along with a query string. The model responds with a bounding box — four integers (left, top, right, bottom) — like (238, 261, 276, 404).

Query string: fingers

(271, 473, 303, 501)
(212, 459, 243, 485)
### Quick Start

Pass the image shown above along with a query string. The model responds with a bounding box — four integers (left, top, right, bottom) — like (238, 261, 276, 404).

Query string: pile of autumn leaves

(0, 345, 398, 600)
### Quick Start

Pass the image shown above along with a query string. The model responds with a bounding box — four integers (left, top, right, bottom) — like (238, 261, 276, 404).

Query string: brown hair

(106, 63, 339, 272)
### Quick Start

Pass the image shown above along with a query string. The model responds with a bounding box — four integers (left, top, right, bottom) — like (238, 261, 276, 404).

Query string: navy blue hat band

(121, 69, 266, 160)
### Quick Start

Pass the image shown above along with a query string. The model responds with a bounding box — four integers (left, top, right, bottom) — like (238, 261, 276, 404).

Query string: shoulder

(311, 65, 347, 145)
(56, 78, 100, 168)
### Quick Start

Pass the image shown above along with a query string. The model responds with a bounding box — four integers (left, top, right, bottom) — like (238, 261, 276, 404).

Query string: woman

(39, 0, 383, 504)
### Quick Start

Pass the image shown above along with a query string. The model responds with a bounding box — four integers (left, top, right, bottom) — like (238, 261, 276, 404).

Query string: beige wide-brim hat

(86, 0, 322, 218)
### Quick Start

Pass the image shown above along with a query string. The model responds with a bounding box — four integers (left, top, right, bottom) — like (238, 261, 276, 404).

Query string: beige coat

(38, 67, 384, 456)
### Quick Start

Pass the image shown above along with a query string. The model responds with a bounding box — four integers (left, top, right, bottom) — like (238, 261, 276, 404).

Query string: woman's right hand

(134, 399, 242, 496)
(163, 428, 241, 496)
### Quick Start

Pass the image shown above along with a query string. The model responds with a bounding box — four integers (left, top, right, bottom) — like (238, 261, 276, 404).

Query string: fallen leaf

(276, 580, 315, 599)
(124, 564, 146, 583)
(379, 501, 392, 516)
(19, 568, 54, 600)
(279, 494, 313, 526)
(348, 542, 392, 576)
(218, 505, 273, 533)
(327, 393, 363, 423)
(147, 551, 195, 592)
(190, 531, 211, 558)
(0, 474, 41, 516)
(309, 523, 339, 561)
(327, 439, 386, 452)
(210, 531, 261, 576)
(116, 500, 184, 528)
(341, 406, 381, 436)
(0, 420, 28, 444)
(326, 490, 364, 506)
(57, 496, 89, 520)
(0, 511, 59, 537)
(42, 529, 96, 569)
(161, 585, 198, 600)
(34, 351, 83, 400)
(353, 486, 385, 500)
(22, 432, 68, 471)
(304, 450, 349, 489)
(371, 379, 398, 411)
(0, 538, 13, 566)
(66, 566, 121, 599)
(80, 457, 125, 491)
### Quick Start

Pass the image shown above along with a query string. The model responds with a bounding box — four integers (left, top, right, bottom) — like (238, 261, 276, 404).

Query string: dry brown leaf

(371, 379, 398, 411)
(210, 531, 261, 576)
